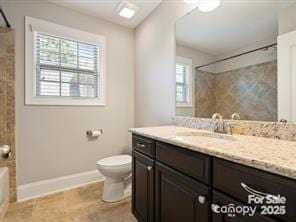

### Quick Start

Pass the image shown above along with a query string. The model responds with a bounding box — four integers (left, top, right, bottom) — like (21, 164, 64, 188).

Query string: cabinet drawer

(156, 141, 211, 184)
(132, 134, 155, 158)
(213, 158, 296, 222)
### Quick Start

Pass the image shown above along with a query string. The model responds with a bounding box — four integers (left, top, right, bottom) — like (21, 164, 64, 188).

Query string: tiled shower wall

(0, 27, 16, 202)
(195, 69, 216, 118)
(195, 60, 277, 121)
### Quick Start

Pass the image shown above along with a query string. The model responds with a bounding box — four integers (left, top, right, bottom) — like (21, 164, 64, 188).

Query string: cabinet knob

(211, 204, 220, 213)
(147, 166, 153, 171)
(198, 195, 206, 204)
(0, 145, 11, 159)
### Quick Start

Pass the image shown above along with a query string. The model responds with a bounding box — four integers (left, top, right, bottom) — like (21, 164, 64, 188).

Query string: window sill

(25, 96, 105, 106)
(176, 102, 192, 108)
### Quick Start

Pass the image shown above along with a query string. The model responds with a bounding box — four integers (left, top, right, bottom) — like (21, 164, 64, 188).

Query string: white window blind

(176, 63, 187, 103)
(25, 17, 105, 106)
(35, 33, 99, 98)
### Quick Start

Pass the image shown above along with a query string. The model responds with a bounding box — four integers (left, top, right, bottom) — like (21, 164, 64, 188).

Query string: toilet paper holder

(86, 129, 103, 137)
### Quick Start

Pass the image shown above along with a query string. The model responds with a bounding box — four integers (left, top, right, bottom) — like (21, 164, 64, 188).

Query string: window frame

(25, 16, 106, 106)
(176, 63, 188, 103)
(176, 56, 193, 108)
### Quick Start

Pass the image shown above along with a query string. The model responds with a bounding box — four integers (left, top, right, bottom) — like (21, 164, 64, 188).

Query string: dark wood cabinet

(131, 134, 294, 222)
(132, 150, 155, 222)
(155, 162, 210, 222)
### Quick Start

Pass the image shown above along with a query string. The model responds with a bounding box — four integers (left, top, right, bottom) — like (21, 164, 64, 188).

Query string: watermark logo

(212, 203, 256, 217)
(249, 194, 286, 216)
(248, 194, 286, 205)
(212, 194, 286, 217)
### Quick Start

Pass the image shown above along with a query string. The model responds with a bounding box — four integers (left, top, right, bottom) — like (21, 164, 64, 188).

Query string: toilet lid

(97, 155, 131, 166)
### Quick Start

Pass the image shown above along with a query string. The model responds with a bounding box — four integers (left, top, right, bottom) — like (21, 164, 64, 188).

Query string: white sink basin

(174, 131, 235, 144)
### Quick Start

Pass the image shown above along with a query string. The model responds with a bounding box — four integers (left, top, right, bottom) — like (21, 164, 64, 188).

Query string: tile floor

(2, 182, 137, 222)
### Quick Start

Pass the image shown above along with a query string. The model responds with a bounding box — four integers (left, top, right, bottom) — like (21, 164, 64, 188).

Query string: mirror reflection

(175, 1, 293, 122)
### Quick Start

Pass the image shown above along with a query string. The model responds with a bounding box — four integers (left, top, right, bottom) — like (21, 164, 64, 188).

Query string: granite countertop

(130, 126, 296, 180)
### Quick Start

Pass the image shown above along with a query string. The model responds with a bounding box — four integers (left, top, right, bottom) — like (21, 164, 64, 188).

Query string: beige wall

(134, 1, 197, 126)
(279, 3, 296, 35)
(1, 0, 134, 185)
(176, 44, 213, 117)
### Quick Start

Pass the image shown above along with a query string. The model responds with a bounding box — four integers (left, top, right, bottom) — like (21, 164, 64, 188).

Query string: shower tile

(0, 28, 16, 203)
(6, 134, 15, 160)
(7, 160, 17, 203)
(6, 83, 15, 108)
(5, 55, 14, 81)
(0, 57, 5, 81)
(6, 107, 15, 134)
(196, 60, 278, 121)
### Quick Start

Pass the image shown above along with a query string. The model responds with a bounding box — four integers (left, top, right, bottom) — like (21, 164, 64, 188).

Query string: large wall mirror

(175, 1, 295, 122)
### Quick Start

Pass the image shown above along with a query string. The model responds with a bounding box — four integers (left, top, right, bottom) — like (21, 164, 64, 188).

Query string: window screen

(35, 33, 99, 98)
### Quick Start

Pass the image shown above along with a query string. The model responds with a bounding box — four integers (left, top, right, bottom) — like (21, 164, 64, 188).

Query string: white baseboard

(17, 170, 104, 202)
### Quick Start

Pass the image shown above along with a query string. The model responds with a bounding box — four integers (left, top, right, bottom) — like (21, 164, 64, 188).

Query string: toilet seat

(97, 155, 131, 167)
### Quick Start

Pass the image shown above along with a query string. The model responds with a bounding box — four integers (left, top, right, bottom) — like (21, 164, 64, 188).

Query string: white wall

(134, 1, 197, 126)
(175, 44, 214, 117)
(279, 2, 296, 35)
(1, 0, 134, 185)
(213, 37, 277, 73)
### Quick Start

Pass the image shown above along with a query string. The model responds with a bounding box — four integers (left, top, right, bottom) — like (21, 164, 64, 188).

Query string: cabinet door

(212, 191, 278, 222)
(155, 162, 210, 222)
(132, 150, 154, 222)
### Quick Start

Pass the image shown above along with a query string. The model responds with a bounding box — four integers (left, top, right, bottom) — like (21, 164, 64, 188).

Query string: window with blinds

(25, 17, 105, 106)
(176, 63, 187, 103)
(35, 33, 99, 98)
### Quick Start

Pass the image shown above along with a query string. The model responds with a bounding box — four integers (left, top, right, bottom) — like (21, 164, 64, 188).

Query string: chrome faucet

(211, 113, 225, 133)
(231, 113, 240, 120)
(225, 112, 240, 134)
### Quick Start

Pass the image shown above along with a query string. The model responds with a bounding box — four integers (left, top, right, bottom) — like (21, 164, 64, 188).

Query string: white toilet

(97, 155, 132, 202)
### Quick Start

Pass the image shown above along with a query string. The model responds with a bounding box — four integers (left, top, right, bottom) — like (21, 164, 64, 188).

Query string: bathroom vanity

(130, 126, 296, 222)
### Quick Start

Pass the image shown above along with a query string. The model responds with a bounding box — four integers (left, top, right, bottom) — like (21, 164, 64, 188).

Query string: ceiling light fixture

(198, 0, 221, 12)
(184, 0, 199, 4)
(184, 0, 221, 12)
(117, 0, 139, 19)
